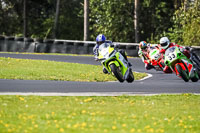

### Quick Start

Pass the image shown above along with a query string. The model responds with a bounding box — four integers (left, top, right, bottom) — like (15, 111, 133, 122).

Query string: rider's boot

(145, 63, 154, 70)
(128, 62, 132, 67)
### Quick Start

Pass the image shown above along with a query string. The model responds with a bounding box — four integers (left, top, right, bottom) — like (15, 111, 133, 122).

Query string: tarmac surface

(0, 53, 199, 96)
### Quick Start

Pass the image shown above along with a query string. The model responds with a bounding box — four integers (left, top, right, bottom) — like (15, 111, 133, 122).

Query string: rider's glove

(147, 43, 151, 47)
(179, 47, 184, 53)
(185, 46, 191, 51)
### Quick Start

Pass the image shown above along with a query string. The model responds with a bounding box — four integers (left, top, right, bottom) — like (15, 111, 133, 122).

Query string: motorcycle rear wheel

(110, 63, 124, 82)
(191, 69, 199, 82)
(126, 70, 134, 83)
(176, 64, 189, 82)
(191, 53, 200, 76)
(191, 75, 199, 82)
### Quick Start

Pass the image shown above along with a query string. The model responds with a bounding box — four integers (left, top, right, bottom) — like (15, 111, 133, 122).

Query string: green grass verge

(0, 94, 199, 133)
(0, 57, 147, 82)
(0, 52, 94, 57)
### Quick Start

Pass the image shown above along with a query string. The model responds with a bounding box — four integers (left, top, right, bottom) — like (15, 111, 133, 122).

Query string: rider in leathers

(159, 37, 191, 73)
(93, 34, 131, 74)
(138, 41, 159, 70)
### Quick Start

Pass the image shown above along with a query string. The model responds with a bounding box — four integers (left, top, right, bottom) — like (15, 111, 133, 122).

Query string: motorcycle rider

(159, 37, 190, 59)
(93, 34, 131, 74)
(158, 37, 191, 73)
(138, 41, 155, 70)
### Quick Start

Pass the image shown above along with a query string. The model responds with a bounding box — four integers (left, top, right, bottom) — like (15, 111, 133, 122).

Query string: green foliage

(0, 0, 23, 36)
(89, 0, 175, 43)
(182, 17, 200, 46)
(0, 0, 83, 40)
(89, 0, 134, 42)
(141, 0, 174, 43)
(157, 1, 200, 46)
(182, 1, 200, 46)
(56, 0, 84, 40)
(2, 0, 198, 45)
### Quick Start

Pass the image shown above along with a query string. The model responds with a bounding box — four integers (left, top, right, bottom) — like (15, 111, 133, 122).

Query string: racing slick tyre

(199, 71, 200, 78)
(194, 55, 200, 78)
(110, 63, 124, 83)
(176, 64, 189, 82)
(191, 75, 199, 82)
(191, 70, 199, 82)
(126, 70, 134, 83)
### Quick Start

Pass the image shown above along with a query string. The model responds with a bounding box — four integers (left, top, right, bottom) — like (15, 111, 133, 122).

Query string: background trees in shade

(0, 0, 199, 46)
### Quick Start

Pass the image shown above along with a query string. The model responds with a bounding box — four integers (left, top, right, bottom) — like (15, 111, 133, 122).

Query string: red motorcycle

(148, 47, 165, 71)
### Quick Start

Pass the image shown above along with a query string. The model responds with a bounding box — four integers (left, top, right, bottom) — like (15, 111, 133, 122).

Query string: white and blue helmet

(96, 34, 106, 43)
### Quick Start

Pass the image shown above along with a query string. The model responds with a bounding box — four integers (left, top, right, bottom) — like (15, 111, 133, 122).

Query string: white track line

(134, 71, 153, 81)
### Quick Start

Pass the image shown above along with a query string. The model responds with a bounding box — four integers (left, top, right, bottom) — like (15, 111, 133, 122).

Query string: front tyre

(126, 70, 134, 83)
(176, 64, 189, 82)
(110, 63, 124, 82)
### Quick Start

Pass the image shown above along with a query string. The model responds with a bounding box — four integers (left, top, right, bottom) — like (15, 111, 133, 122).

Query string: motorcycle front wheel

(109, 63, 124, 82)
(175, 64, 189, 82)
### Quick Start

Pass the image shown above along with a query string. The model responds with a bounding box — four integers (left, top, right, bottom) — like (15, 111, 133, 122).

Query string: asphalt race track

(0, 53, 200, 95)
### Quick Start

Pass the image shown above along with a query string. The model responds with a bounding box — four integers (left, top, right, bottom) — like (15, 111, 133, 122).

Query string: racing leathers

(138, 44, 156, 70)
(93, 40, 113, 61)
(93, 41, 131, 74)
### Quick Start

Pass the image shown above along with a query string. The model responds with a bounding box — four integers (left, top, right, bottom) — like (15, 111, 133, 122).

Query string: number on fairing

(154, 54, 159, 60)
(168, 53, 176, 61)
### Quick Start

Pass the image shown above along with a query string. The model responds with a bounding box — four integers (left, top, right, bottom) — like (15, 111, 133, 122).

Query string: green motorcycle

(98, 42, 134, 83)
(164, 46, 199, 82)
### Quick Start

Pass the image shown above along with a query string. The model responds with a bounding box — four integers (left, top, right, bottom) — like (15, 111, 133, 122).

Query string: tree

(1, 0, 185, 44)
(140, 0, 175, 43)
(53, 0, 61, 39)
(160, 0, 200, 46)
(23, 0, 27, 37)
(0, 0, 23, 36)
(84, 0, 89, 41)
(134, 0, 139, 42)
(89, 0, 134, 42)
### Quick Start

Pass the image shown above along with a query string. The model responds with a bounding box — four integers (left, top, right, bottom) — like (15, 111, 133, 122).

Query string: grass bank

(0, 94, 199, 133)
(0, 57, 147, 82)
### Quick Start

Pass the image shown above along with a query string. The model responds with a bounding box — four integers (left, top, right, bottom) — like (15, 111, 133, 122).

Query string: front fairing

(149, 49, 161, 61)
(98, 43, 129, 78)
(164, 46, 195, 77)
(164, 46, 184, 67)
(98, 43, 115, 60)
(149, 48, 162, 66)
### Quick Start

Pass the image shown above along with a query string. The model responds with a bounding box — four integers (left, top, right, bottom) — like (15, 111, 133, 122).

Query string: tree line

(0, 0, 199, 46)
